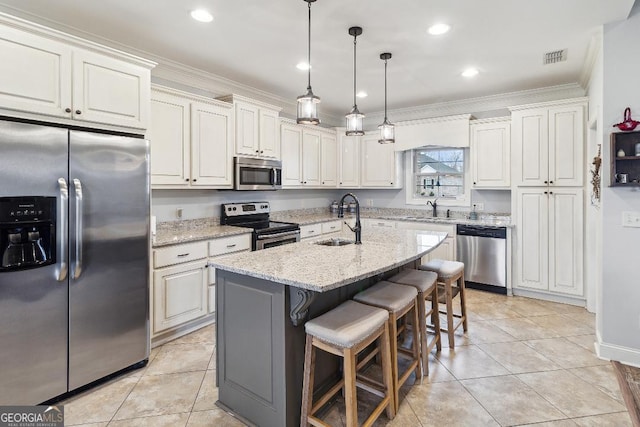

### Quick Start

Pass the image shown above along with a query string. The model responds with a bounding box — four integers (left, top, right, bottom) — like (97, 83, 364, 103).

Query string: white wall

(598, 1, 640, 366)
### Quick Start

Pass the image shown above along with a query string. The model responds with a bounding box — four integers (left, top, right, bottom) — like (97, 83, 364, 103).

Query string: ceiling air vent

(543, 49, 567, 65)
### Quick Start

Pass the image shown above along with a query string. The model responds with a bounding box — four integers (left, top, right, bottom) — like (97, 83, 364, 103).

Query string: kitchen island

(209, 227, 447, 427)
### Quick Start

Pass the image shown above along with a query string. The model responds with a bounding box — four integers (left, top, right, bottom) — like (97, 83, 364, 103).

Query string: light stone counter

(209, 227, 447, 292)
(152, 218, 251, 248)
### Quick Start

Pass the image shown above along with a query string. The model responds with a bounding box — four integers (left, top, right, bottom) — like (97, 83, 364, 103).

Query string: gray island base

(211, 228, 447, 427)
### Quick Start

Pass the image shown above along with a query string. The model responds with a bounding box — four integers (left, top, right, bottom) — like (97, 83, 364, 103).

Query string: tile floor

(62, 289, 632, 426)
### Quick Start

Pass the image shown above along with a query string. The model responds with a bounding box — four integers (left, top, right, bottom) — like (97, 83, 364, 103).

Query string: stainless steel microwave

(234, 156, 282, 190)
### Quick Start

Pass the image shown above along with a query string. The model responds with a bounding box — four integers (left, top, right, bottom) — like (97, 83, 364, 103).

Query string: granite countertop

(153, 219, 251, 248)
(209, 228, 447, 292)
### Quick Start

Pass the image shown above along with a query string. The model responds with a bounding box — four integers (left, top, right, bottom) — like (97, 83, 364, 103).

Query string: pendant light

(378, 52, 395, 144)
(297, 0, 320, 125)
(345, 26, 364, 136)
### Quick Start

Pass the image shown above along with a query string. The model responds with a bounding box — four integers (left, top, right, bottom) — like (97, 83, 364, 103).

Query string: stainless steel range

(220, 202, 300, 250)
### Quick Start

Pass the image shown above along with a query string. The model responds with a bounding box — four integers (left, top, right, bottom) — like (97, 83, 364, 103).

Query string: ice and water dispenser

(0, 197, 56, 271)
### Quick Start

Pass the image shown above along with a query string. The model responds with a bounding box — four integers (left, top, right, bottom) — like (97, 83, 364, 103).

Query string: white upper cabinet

(511, 100, 585, 187)
(281, 120, 335, 188)
(361, 133, 402, 188)
(320, 133, 337, 187)
(149, 86, 233, 189)
(219, 95, 281, 159)
(301, 129, 321, 186)
(281, 123, 303, 187)
(338, 133, 360, 188)
(471, 118, 511, 188)
(0, 18, 153, 130)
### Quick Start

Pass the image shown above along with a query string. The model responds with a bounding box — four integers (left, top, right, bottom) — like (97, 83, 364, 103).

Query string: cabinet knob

(549, 191, 553, 195)
(549, 181, 554, 184)
(65, 108, 72, 113)
(255, 150, 259, 153)
(322, 181, 325, 184)
(192, 179, 197, 182)
(544, 191, 548, 194)
(185, 178, 190, 182)
(544, 180, 548, 184)
(260, 150, 264, 154)
(75, 110, 82, 115)
(390, 182, 393, 185)
(473, 182, 477, 185)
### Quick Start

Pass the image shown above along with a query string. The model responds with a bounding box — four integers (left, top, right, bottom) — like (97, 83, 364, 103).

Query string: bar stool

(419, 259, 467, 349)
(353, 281, 421, 412)
(388, 269, 441, 376)
(301, 300, 395, 427)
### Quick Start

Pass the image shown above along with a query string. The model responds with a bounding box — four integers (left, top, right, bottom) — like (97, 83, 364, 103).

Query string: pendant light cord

(384, 58, 388, 121)
(307, 1, 312, 90)
(353, 34, 357, 107)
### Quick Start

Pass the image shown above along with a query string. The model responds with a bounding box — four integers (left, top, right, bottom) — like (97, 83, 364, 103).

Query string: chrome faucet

(427, 199, 437, 217)
(338, 193, 362, 244)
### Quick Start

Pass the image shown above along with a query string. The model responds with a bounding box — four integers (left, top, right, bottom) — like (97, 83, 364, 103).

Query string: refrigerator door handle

(56, 178, 69, 282)
(72, 178, 83, 279)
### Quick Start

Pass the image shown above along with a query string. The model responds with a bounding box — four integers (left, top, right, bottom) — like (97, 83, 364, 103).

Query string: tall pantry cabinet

(511, 98, 587, 300)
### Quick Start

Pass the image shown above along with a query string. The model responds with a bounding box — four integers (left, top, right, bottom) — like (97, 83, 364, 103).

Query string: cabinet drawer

(300, 223, 322, 239)
(321, 220, 342, 234)
(153, 241, 208, 268)
(209, 233, 252, 257)
(366, 219, 396, 228)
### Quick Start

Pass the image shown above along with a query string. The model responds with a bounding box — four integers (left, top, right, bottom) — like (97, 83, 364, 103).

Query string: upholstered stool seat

(354, 281, 421, 412)
(419, 259, 467, 349)
(388, 269, 441, 375)
(301, 300, 395, 427)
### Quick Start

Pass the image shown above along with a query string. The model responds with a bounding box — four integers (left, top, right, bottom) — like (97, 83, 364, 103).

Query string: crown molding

(508, 96, 588, 112)
(579, 29, 603, 89)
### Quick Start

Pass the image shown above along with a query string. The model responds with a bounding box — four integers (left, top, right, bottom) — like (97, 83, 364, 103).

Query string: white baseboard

(512, 287, 586, 307)
(596, 334, 640, 368)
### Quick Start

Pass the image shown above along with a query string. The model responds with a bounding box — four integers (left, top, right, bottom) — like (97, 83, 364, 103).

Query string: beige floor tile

(467, 302, 523, 320)
(539, 300, 590, 315)
(461, 375, 567, 425)
(517, 370, 626, 418)
(504, 298, 558, 316)
(478, 341, 562, 374)
(564, 334, 597, 353)
(186, 408, 245, 427)
(435, 345, 509, 380)
(165, 325, 216, 346)
(568, 364, 624, 403)
(113, 371, 205, 420)
(518, 420, 578, 426)
(145, 343, 214, 376)
(438, 328, 473, 348)
(107, 413, 189, 426)
(564, 311, 596, 328)
(404, 381, 499, 426)
(572, 411, 633, 426)
(192, 370, 218, 412)
(464, 320, 519, 345)
(420, 354, 457, 383)
(527, 315, 594, 337)
(63, 376, 139, 425)
(208, 347, 217, 371)
(68, 423, 109, 427)
(523, 338, 607, 369)
(489, 317, 562, 340)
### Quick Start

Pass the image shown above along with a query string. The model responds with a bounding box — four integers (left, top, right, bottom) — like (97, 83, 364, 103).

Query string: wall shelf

(610, 130, 640, 186)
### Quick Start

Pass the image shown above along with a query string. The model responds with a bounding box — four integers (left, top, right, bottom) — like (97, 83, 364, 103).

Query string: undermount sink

(315, 238, 354, 247)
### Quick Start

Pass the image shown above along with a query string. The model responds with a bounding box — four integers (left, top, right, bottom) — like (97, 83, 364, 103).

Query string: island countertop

(209, 227, 447, 292)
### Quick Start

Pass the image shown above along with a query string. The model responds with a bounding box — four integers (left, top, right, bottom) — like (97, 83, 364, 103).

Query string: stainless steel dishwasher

(456, 224, 507, 294)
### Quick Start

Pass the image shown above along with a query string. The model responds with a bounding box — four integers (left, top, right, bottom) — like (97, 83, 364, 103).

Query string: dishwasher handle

(456, 224, 506, 239)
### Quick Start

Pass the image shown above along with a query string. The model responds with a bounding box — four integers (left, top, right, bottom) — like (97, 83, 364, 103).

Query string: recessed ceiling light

(461, 67, 479, 78)
(191, 9, 213, 23)
(428, 23, 450, 35)
(296, 62, 311, 71)
(356, 91, 368, 98)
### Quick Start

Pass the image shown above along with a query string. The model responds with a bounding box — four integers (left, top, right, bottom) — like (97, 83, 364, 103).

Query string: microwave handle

(271, 167, 276, 186)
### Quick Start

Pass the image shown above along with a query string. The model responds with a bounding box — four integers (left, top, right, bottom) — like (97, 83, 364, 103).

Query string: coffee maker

(0, 197, 55, 271)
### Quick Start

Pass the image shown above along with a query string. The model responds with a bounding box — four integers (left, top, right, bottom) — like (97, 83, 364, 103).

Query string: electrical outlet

(367, 199, 374, 207)
(622, 211, 640, 228)
(176, 208, 183, 219)
(474, 203, 484, 211)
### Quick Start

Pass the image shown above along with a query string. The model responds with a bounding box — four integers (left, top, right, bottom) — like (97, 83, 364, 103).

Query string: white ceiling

(0, 0, 635, 122)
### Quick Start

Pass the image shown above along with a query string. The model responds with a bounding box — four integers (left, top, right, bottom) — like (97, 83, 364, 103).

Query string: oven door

(255, 230, 300, 250)
(235, 157, 282, 190)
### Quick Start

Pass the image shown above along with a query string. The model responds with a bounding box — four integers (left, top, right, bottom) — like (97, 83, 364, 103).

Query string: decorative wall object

(590, 144, 601, 205)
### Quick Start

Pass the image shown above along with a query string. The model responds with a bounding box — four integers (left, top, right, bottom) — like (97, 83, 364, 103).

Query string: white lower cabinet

(515, 187, 584, 296)
(395, 221, 456, 263)
(362, 218, 396, 229)
(300, 223, 322, 239)
(321, 220, 342, 234)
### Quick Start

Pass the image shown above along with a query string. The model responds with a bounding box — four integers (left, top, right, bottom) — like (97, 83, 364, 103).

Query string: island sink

(315, 238, 354, 246)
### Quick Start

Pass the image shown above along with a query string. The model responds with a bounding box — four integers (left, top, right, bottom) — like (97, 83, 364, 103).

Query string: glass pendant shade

(378, 52, 395, 144)
(297, 0, 320, 125)
(345, 26, 364, 136)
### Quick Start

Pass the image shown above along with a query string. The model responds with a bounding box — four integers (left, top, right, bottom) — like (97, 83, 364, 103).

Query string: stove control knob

(233, 207, 237, 211)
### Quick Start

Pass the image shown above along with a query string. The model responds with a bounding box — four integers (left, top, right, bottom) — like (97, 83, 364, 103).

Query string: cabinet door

(0, 25, 72, 118)
(339, 134, 360, 187)
(512, 108, 549, 186)
(259, 109, 280, 158)
(149, 91, 190, 186)
(235, 102, 260, 155)
(549, 105, 584, 187)
(426, 236, 455, 262)
(361, 134, 396, 187)
(191, 102, 233, 187)
(302, 129, 321, 186)
(320, 133, 338, 187)
(472, 121, 511, 188)
(281, 123, 303, 187)
(515, 188, 549, 291)
(153, 261, 207, 334)
(548, 188, 584, 296)
(72, 49, 150, 129)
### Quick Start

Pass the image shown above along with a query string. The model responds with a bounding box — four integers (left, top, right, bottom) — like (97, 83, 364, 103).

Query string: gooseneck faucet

(427, 199, 437, 217)
(337, 193, 362, 244)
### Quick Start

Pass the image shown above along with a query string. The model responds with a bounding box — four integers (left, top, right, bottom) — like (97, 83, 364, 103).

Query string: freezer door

(0, 121, 69, 404)
(68, 130, 150, 390)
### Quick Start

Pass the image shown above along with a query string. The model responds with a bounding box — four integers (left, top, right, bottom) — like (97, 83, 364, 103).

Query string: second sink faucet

(426, 199, 437, 217)
(338, 192, 362, 244)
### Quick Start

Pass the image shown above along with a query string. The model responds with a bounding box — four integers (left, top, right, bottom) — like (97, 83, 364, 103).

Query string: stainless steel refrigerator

(0, 119, 150, 405)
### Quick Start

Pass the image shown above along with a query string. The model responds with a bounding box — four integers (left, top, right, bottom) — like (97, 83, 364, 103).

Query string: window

(409, 147, 467, 202)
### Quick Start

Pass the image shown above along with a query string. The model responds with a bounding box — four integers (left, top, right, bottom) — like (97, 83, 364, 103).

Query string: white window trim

(404, 148, 471, 207)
